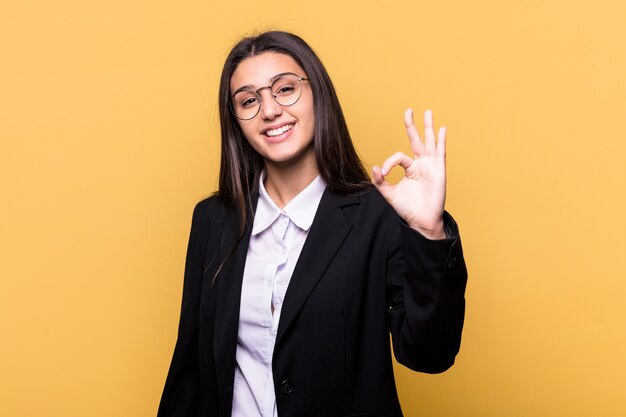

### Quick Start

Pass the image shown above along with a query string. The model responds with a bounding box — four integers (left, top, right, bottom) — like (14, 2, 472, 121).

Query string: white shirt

(231, 175, 327, 417)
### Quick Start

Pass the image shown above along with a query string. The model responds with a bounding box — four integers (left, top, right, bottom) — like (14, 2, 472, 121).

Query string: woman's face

(230, 52, 315, 168)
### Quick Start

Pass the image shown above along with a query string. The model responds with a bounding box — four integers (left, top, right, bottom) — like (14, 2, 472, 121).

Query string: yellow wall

(2, 0, 625, 416)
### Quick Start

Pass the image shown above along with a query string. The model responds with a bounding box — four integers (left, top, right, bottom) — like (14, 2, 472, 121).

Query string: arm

(157, 200, 212, 416)
(386, 212, 467, 373)
(374, 109, 467, 372)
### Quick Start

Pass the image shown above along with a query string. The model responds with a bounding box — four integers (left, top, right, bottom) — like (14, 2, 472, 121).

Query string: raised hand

(372, 109, 447, 240)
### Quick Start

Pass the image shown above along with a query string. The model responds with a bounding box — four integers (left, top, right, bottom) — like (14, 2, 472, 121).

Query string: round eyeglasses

(229, 72, 309, 120)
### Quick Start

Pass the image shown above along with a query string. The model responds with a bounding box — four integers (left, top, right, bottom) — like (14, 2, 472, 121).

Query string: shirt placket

(257, 213, 289, 417)
(271, 213, 290, 328)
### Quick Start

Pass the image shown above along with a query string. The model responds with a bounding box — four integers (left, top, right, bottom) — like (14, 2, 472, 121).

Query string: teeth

(266, 124, 293, 137)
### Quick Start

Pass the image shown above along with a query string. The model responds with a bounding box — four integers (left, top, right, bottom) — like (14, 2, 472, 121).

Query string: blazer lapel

(276, 189, 359, 346)
(212, 205, 253, 392)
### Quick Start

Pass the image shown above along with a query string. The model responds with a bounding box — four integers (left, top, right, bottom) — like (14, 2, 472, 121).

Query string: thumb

(372, 166, 394, 200)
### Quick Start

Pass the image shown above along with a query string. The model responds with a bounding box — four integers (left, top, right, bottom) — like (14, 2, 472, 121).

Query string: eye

(237, 93, 259, 109)
(273, 83, 296, 96)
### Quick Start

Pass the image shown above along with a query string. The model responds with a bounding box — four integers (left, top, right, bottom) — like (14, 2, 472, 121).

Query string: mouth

(263, 123, 294, 138)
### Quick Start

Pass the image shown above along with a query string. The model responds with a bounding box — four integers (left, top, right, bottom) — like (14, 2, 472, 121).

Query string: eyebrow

(231, 72, 297, 96)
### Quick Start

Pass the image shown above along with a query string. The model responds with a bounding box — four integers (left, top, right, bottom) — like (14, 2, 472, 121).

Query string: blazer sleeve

(386, 211, 468, 374)
(158, 200, 213, 417)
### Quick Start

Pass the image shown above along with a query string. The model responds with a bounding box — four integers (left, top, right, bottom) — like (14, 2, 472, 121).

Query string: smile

(264, 124, 294, 137)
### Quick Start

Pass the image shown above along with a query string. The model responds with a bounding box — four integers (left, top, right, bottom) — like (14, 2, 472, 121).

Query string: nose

(258, 89, 282, 120)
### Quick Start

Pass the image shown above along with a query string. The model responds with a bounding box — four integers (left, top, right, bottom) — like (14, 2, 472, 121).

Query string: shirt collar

(252, 174, 327, 236)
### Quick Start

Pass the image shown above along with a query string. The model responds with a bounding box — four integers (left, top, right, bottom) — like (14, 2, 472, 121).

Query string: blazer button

(447, 257, 457, 268)
(279, 379, 295, 395)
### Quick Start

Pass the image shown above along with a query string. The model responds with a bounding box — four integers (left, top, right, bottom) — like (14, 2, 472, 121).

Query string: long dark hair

(217, 30, 370, 230)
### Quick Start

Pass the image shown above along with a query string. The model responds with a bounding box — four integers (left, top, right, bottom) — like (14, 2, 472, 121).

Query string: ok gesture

(372, 109, 447, 240)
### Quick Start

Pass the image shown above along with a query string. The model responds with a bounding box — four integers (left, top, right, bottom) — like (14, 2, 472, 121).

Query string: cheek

(305, 110, 316, 136)
(305, 100, 316, 130)
(305, 120, 315, 138)
(237, 121, 257, 142)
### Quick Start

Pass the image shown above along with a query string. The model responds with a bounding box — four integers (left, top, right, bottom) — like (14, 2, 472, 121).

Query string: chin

(263, 147, 315, 167)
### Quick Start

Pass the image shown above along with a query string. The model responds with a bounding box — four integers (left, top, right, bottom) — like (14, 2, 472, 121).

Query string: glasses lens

(230, 74, 304, 120)
(271, 74, 302, 106)
(232, 90, 260, 120)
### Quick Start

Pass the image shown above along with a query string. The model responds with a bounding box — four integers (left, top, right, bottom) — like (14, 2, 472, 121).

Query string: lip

(262, 122, 296, 143)
(261, 121, 295, 135)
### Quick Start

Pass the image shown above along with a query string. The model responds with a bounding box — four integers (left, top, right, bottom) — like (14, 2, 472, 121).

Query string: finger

(437, 126, 446, 160)
(404, 108, 425, 156)
(371, 165, 384, 185)
(371, 166, 394, 199)
(424, 109, 436, 156)
(380, 151, 414, 176)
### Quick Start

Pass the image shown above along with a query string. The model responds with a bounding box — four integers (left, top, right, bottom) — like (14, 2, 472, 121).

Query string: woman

(158, 31, 467, 417)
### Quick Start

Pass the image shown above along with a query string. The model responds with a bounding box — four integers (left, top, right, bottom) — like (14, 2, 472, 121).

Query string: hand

(372, 109, 447, 240)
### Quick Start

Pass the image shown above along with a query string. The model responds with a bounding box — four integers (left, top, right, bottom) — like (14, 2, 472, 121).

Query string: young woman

(158, 31, 467, 417)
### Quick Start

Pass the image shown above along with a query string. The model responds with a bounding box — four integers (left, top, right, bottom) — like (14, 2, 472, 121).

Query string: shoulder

(356, 187, 396, 216)
(189, 194, 231, 230)
(193, 194, 225, 214)
(356, 186, 389, 206)
(328, 186, 398, 228)
(330, 185, 389, 208)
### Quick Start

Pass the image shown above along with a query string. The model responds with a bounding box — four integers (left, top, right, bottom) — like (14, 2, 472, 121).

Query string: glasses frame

(229, 72, 310, 121)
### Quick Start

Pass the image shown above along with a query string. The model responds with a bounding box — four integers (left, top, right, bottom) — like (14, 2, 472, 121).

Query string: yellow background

(2, 0, 625, 416)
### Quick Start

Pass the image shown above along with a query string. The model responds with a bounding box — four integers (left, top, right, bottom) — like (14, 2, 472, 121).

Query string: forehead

(230, 52, 306, 92)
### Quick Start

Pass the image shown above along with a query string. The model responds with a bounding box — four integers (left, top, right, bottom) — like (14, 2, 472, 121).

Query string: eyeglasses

(230, 72, 309, 120)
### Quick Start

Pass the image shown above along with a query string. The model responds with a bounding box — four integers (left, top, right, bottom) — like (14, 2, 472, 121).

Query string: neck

(263, 154, 319, 209)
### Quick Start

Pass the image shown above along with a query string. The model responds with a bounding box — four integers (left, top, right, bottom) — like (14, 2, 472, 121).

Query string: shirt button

(279, 379, 295, 395)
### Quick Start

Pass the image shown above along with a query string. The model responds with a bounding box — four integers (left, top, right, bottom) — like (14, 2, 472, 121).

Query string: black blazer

(158, 187, 467, 417)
